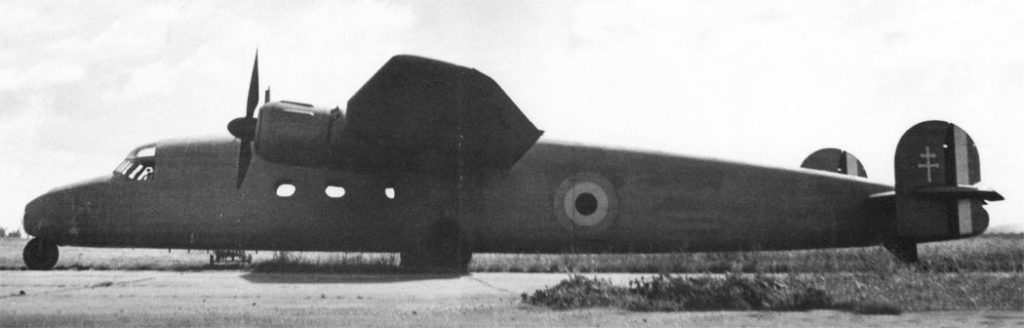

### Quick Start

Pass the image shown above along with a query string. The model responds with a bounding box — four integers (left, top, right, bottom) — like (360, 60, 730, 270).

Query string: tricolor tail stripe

(944, 124, 974, 235)
(953, 126, 969, 185)
(957, 200, 972, 235)
(844, 152, 859, 177)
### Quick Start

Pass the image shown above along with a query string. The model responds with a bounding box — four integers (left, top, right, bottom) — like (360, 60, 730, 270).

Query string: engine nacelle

(254, 101, 345, 166)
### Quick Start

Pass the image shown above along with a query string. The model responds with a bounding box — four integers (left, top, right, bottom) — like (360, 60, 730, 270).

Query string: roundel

(553, 172, 617, 233)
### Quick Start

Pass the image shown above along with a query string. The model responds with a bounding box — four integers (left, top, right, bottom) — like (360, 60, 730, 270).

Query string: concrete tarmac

(1, 271, 1020, 327)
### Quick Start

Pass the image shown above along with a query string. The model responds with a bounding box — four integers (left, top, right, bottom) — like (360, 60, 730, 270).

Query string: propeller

(227, 52, 261, 188)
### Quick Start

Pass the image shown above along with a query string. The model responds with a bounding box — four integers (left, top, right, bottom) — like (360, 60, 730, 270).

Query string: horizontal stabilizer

(343, 55, 543, 173)
(913, 185, 1004, 201)
(871, 186, 1002, 202)
(800, 148, 867, 178)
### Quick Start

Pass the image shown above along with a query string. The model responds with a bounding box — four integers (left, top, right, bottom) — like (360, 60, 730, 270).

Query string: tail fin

(801, 148, 867, 178)
(893, 121, 1003, 242)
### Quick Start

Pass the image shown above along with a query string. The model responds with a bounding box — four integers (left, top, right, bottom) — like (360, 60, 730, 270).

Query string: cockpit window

(114, 144, 156, 181)
(136, 146, 156, 158)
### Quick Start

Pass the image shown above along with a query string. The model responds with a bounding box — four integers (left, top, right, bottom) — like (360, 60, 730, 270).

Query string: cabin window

(114, 144, 156, 182)
(325, 185, 346, 198)
(276, 183, 296, 197)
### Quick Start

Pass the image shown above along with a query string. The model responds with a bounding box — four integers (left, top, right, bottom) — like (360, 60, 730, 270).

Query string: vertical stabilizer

(801, 148, 868, 177)
(893, 121, 1000, 243)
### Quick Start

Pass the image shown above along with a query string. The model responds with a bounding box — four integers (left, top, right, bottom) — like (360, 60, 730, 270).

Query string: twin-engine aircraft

(21, 55, 1003, 271)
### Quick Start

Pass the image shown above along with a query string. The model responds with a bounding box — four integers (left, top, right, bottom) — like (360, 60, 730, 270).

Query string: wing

(341, 55, 543, 174)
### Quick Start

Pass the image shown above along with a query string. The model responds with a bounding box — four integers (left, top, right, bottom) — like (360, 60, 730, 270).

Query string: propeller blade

(246, 52, 259, 118)
(233, 51, 261, 188)
(236, 141, 252, 188)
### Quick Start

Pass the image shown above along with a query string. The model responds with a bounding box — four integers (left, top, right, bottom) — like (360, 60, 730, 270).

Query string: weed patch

(520, 275, 635, 309)
(524, 271, 1024, 313)
(523, 274, 850, 312)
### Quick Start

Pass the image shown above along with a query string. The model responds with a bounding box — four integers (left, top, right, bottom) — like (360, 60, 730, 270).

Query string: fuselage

(23, 136, 896, 254)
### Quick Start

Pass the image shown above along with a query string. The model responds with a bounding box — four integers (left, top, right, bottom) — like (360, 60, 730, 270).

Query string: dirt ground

(1, 271, 1021, 327)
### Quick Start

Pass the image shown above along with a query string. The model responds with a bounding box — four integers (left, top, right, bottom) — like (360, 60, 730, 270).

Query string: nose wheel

(23, 238, 59, 270)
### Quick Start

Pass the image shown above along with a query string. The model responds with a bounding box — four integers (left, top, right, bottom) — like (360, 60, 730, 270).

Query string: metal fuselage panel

(471, 143, 893, 253)
(25, 138, 895, 253)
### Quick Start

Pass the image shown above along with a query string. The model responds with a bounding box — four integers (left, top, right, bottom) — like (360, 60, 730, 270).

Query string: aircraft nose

(23, 192, 70, 238)
(24, 175, 113, 239)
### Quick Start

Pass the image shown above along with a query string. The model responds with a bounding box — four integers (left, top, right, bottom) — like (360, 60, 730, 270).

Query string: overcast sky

(1, 0, 1021, 233)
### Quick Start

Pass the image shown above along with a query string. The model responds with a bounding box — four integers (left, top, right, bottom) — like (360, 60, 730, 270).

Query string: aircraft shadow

(240, 272, 465, 284)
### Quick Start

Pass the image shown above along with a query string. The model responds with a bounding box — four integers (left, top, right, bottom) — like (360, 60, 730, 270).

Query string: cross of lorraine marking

(917, 146, 940, 183)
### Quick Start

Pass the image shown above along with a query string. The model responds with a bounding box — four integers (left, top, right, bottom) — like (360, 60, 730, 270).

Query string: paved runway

(1, 271, 1020, 327)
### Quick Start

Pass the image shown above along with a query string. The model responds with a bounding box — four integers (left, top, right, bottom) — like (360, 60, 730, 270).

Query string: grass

(2, 233, 1021, 273)
(474, 233, 1024, 273)
(0, 238, 403, 272)
(0, 239, 235, 271)
(809, 268, 1023, 311)
(249, 251, 405, 274)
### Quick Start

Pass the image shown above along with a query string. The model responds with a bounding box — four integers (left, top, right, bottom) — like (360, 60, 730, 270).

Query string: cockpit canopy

(114, 144, 156, 181)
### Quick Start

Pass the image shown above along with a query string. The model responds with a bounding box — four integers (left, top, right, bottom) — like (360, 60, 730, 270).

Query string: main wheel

(400, 220, 472, 273)
(23, 238, 59, 270)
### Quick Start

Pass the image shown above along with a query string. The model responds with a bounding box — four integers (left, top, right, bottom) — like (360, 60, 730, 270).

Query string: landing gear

(401, 220, 472, 273)
(883, 239, 919, 263)
(23, 238, 59, 270)
(209, 249, 252, 265)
